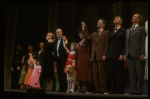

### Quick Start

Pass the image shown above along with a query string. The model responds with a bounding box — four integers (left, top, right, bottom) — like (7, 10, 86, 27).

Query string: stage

(4, 89, 148, 98)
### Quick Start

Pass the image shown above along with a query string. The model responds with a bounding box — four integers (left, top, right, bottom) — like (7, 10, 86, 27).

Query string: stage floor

(4, 89, 148, 98)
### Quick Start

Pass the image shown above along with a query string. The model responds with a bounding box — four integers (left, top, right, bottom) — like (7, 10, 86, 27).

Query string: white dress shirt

(57, 36, 68, 57)
(114, 26, 121, 33)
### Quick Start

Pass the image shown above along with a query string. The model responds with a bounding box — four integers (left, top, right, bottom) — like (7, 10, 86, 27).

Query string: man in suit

(53, 28, 68, 92)
(11, 44, 23, 89)
(124, 13, 146, 95)
(82, 18, 110, 94)
(37, 42, 45, 89)
(107, 16, 126, 94)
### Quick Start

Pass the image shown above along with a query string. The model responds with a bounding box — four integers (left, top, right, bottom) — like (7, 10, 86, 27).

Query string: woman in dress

(76, 26, 91, 93)
(44, 32, 55, 90)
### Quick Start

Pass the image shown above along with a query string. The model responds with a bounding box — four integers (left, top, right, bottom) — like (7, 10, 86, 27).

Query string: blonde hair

(47, 32, 55, 40)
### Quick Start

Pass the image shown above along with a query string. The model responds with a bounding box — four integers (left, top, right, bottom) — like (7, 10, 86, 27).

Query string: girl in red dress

(63, 41, 77, 73)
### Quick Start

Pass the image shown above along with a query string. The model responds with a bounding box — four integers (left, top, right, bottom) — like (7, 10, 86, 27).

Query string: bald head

(56, 29, 63, 38)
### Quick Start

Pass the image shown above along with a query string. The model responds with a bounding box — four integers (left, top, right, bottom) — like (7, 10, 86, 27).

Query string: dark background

(4, 2, 148, 89)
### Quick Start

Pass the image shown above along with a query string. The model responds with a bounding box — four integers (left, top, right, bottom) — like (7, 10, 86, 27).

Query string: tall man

(53, 29, 68, 92)
(107, 16, 126, 94)
(124, 13, 146, 95)
(82, 18, 110, 94)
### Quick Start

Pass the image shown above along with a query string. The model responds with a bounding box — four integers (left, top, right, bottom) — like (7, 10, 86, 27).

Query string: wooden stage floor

(4, 89, 148, 98)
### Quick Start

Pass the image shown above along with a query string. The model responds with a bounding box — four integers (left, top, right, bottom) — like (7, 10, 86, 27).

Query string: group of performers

(11, 13, 148, 95)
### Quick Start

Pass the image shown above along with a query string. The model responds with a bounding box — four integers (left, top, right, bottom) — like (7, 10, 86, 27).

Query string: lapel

(95, 31, 104, 45)
(130, 26, 140, 37)
(127, 28, 131, 39)
(110, 28, 122, 39)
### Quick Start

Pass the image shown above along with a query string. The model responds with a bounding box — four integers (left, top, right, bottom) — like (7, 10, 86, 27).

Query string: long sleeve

(124, 30, 128, 56)
(103, 30, 110, 56)
(141, 27, 146, 55)
(82, 26, 94, 40)
(120, 29, 126, 55)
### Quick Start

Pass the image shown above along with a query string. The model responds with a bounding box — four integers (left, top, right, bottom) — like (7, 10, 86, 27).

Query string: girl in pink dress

(28, 53, 42, 89)
(63, 41, 77, 73)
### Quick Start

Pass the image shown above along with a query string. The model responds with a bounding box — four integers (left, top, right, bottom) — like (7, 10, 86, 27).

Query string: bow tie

(58, 37, 61, 40)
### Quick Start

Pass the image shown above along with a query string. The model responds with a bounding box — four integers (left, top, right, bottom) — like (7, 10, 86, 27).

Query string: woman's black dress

(43, 41, 54, 80)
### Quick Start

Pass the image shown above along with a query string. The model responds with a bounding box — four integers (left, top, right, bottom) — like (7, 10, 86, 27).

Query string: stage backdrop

(4, 2, 148, 89)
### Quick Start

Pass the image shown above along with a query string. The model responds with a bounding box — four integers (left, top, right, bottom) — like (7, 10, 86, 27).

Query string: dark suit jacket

(107, 27, 126, 59)
(53, 36, 68, 63)
(124, 25, 146, 57)
(83, 27, 110, 61)
(37, 49, 45, 67)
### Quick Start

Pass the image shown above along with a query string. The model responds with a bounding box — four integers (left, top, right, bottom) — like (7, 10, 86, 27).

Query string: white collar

(70, 51, 76, 55)
(132, 24, 139, 29)
(116, 26, 121, 30)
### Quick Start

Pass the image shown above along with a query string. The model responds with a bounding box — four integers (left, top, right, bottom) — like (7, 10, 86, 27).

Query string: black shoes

(91, 90, 104, 94)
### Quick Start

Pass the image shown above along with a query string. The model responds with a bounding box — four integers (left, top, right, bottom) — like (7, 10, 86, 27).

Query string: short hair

(135, 13, 143, 23)
(99, 18, 106, 25)
(115, 16, 123, 23)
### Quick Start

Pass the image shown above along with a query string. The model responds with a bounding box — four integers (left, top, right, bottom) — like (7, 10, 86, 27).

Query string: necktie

(98, 30, 101, 35)
(131, 25, 135, 33)
(114, 28, 117, 33)
(57, 38, 61, 57)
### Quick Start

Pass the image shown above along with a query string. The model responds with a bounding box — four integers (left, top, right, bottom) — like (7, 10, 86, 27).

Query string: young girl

(18, 62, 27, 90)
(24, 53, 35, 90)
(28, 53, 42, 89)
(63, 41, 77, 73)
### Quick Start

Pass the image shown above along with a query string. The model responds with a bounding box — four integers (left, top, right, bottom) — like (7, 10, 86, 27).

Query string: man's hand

(81, 22, 86, 30)
(102, 56, 106, 61)
(119, 55, 124, 61)
(140, 54, 145, 61)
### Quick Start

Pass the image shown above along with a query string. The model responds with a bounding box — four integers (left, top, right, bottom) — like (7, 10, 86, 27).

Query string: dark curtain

(4, 2, 148, 89)
(4, 2, 18, 89)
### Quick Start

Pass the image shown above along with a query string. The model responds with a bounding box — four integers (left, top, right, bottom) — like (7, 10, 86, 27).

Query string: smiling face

(70, 44, 75, 51)
(97, 19, 105, 28)
(56, 29, 63, 38)
(46, 33, 53, 40)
